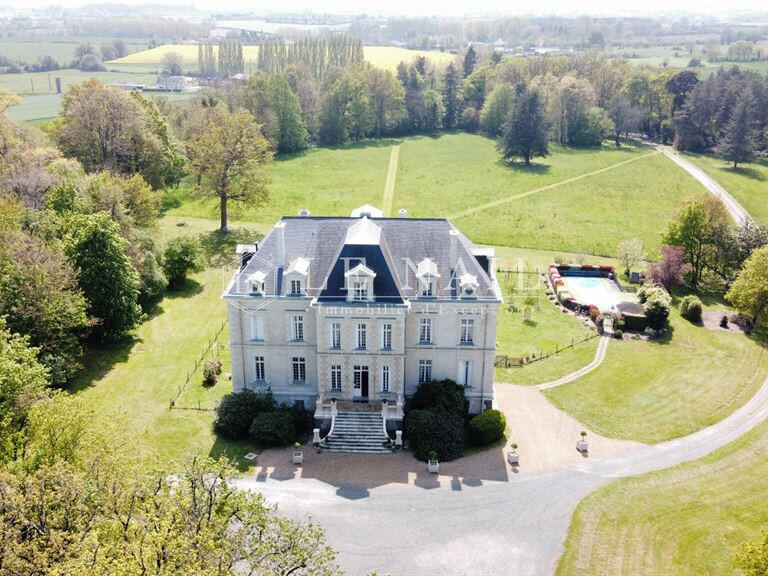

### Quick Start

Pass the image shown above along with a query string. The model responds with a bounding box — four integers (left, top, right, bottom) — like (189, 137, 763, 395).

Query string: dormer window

(345, 263, 376, 302)
(247, 271, 267, 296)
(416, 258, 440, 298)
(459, 273, 479, 298)
(284, 257, 309, 297)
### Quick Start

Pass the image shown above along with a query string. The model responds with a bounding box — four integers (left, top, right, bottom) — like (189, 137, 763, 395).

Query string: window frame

(356, 322, 367, 350)
(330, 322, 341, 349)
(292, 357, 306, 383)
(290, 279, 302, 295)
(249, 314, 264, 341)
(381, 365, 390, 392)
(460, 318, 474, 345)
(330, 365, 342, 391)
(381, 323, 392, 350)
(292, 315, 304, 341)
(254, 356, 265, 381)
(418, 359, 432, 384)
(419, 317, 432, 344)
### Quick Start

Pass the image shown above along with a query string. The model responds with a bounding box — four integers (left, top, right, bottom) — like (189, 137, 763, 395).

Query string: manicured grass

(544, 305, 768, 443)
(71, 217, 264, 469)
(450, 146, 704, 257)
(497, 339, 600, 386)
(681, 152, 768, 225)
(108, 44, 456, 72)
(557, 417, 768, 576)
(165, 140, 396, 222)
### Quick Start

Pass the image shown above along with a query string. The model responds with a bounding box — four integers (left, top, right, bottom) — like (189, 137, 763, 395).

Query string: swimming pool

(559, 275, 635, 313)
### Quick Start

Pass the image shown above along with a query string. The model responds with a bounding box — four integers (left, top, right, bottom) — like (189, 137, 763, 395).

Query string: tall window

(292, 357, 306, 382)
(290, 280, 302, 295)
(418, 360, 432, 384)
(330, 365, 341, 391)
(254, 356, 265, 381)
(381, 365, 390, 392)
(292, 315, 304, 341)
(352, 280, 366, 300)
(249, 315, 264, 341)
(381, 323, 392, 350)
(353, 365, 367, 392)
(357, 323, 367, 349)
(460, 318, 474, 344)
(419, 317, 432, 344)
(331, 322, 341, 349)
(459, 360, 472, 387)
(421, 279, 434, 297)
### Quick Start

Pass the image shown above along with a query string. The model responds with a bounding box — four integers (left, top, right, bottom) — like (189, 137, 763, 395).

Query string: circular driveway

(236, 377, 768, 575)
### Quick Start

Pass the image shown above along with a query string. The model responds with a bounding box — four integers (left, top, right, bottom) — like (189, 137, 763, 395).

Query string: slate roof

(225, 214, 501, 303)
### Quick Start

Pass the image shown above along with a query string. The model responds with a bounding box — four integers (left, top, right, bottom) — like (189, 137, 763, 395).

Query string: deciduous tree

(185, 106, 272, 232)
(727, 245, 768, 326)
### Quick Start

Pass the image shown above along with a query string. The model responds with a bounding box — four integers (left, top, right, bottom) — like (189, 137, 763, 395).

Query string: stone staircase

(322, 412, 393, 454)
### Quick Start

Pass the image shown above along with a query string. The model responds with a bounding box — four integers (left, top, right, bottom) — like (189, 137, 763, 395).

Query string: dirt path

(381, 144, 400, 217)
(448, 151, 658, 221)
(537, 335, 610, 390)
(657, 146, 751, 223)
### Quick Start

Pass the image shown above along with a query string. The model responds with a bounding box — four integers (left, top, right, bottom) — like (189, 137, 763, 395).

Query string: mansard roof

(225, 211, 501, 303)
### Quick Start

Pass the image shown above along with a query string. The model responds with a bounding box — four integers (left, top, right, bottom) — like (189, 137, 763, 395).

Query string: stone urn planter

(507, 442, 519, 466)
(292, 442, 304, 465)
(576, 431, 589, 453)
(427, 450, 439, 474)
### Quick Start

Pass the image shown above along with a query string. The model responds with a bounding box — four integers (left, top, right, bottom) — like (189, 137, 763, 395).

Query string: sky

(13, 0, 768, 17)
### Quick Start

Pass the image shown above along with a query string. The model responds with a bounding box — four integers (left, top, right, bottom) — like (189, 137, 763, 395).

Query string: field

(681, 152, 768, 225)
(71, 216, 266, 468)
(557, 416, 768, 576)
(0, 69, 162, 121)
(0, 36, 153, 64)
(168, 134, 705, 257)
(108, 44, 457, 73)
(544, 305, 768, 443)
(607, 42, 768, 74)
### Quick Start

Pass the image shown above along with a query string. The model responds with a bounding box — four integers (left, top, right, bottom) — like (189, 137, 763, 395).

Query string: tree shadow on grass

(716, 164, 766, 181)
(209, 435, 258, 473)
(164, 278, 204, 299)
(198, 228, 264, 267)
(69, 335, 141, 394)
(497, 159, 552, 175)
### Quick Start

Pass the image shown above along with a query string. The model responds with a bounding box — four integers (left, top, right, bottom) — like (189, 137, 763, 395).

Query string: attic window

(459, 273, 479, 298)
(345, 263, 376, 302)
(290, 280, 302, 295)
(247, 271, 267, 296)
(416, 258, 440, 298)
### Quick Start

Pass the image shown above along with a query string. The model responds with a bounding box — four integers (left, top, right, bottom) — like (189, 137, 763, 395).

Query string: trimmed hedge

(406, 379, 468, 418)
(679, 294, 703, 323)
(250, 411, 297, 447)
(213, 390, 276, 439)
(406, 407, 465, 461)
(468, 409, 506, 446)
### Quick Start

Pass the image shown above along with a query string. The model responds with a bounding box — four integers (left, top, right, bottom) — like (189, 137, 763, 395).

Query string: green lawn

(557, 416, 768, 576)
(0, 36, 154, 64)
(167, 133, 706, 258)
(71, 216, 264, 469)
(682, 152, 768, 225)
(544, 305, 768, 443)
(165, 140, 396, 223)
(451, 147, 704, 257)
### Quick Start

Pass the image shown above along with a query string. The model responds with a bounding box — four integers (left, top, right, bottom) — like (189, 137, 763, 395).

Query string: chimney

(274, 222, 286, 268)
(298, 209, 310, 217)
(398, 208, 408, 218)
(449, 229, 460, 272)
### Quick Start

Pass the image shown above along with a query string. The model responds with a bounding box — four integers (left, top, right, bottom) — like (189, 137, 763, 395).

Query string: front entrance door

(353, 365, 369, 401)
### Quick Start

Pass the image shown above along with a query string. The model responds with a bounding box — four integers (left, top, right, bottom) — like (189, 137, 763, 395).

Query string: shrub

(644, 295, 671, 330)
(163, 236, 202, 290)
(282, 403, 315, 435)
(406, 379, 468, 418)
(468, 409, 506, 446)
(613, 329, 624, 339)
(679, 295, 703, 323)
(203, 358, 222, 386)
(406, 407, 465, 461)
(213, 390, 276, 439)
(250, 412, 296, 447)
(721, 315, 729, 328)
